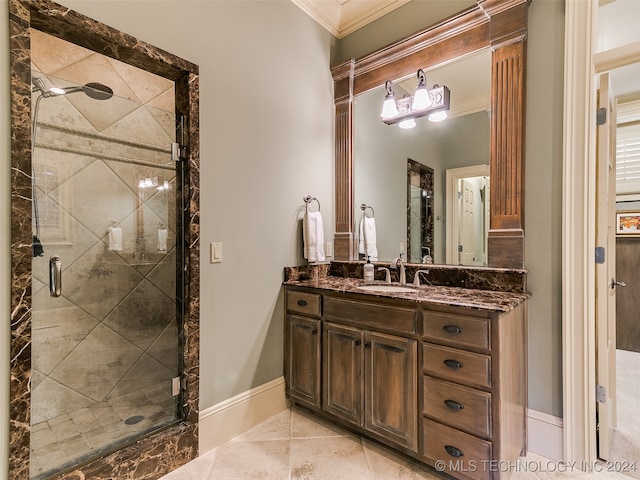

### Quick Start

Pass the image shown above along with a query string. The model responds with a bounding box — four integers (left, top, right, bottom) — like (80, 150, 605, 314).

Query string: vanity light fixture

(380, 71, 450, 127)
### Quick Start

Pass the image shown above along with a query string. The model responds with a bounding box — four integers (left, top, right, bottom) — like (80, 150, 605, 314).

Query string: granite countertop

(284, 276, 529, 313)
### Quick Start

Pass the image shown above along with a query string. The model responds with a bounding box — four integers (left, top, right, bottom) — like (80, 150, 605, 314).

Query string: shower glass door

(30, 69, 182, 479)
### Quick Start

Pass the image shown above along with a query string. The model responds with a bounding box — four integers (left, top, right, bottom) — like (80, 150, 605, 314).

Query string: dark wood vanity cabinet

(323, 323, 418, 451)
(420, 305, 527, 480)
(284, 286, 527, 480)
(285, 290, 322, 407)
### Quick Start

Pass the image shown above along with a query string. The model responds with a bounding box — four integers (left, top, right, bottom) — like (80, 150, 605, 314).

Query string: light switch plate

(210, 242, 222, 263)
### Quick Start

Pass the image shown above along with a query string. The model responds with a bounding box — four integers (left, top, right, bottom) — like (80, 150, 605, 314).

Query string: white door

(595, 72, 618, 460)
(459, 179, 480, 265)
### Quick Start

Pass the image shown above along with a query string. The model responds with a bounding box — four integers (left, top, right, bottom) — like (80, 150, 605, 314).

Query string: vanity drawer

(423, 312, 490, 351)
(324, 296, 416, 335)
(422, 418, 491, 480)
(287, 290, 321, 318)
(423, 376, 491, 438)
(423, 344, 491, 389)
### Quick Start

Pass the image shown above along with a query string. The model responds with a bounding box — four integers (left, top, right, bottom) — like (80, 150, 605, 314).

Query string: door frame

(445, 164, 490, 265)
(563, 0, 640, 465)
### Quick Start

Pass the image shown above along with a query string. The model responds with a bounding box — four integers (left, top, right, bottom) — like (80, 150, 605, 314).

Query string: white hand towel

(158, 228, 168, 252)
(303, 211, 326, 263)
(358, 216, 378, 260)
(108, 227, 122, 251)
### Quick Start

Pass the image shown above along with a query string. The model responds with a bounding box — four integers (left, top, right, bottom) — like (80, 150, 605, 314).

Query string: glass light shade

(412, 87, 432, 110)
(399, 118, 416, 129)
(428, 111, 448, 122)
(381, 98, 399, 119)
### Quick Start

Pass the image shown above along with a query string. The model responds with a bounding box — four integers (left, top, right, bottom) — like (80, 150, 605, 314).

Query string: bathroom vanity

(284, 264, 528, 480)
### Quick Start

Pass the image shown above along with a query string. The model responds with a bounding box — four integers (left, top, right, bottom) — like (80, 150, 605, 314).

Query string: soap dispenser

(363, 256, 374, 283)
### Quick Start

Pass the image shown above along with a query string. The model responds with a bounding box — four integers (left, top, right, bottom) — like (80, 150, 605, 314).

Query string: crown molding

(291, 0, 411, 39)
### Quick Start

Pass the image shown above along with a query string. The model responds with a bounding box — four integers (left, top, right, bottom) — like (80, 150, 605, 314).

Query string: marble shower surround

(9, 0, 200, 479)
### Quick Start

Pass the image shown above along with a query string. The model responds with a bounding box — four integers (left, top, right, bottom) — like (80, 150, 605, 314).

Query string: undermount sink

(357, 284, 417, 293)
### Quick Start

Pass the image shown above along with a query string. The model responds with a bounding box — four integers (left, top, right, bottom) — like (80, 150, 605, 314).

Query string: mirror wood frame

(331, 0, 529, 268)
(8, 0, 200, 478)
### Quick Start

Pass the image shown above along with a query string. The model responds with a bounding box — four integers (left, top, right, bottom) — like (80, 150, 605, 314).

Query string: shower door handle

(49, 255, 62, 297)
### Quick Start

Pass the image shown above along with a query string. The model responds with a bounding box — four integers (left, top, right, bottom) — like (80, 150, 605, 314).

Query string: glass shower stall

(29, 60, 183, 478)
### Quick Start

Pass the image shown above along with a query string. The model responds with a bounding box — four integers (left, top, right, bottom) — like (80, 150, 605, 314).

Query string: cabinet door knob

(297, 299, 308, 306)
(444, 399, 464, 411)
(364, 342, 372, 349)
(444, 445, 464, 458)
(355, 340, 361, 346)
(443, 324, 462, 335)
(443, 359, 464, 370)
(311, 328, 318, 335)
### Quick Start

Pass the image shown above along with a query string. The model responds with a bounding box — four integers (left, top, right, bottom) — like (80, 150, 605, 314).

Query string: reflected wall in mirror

(407, 159, 434, 264)
(353, 50, 490, 263)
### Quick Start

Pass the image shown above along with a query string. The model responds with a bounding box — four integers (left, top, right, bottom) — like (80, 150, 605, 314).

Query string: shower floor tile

(30, 384, 178, 480)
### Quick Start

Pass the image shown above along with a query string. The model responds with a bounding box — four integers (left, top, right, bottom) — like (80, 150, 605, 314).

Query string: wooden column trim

(332, 60, 355, 260)
(488, 40, 526, 268)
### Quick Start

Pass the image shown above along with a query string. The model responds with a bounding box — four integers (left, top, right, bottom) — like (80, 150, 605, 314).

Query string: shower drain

(124, 415, 145, 425)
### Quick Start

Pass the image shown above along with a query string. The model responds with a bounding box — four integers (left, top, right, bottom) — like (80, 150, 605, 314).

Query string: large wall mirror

(354, 49, 490, 264)
(332, 0, 529, 269)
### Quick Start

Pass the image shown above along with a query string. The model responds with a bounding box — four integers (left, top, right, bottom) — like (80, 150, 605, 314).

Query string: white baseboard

(527, 408, 564, 461)
(199, 385, 564, 463)
(198, 376, 288, 454)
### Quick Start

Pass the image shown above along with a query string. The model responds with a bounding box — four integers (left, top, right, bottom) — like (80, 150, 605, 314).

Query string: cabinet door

(323, 323, 364, 426)
(287, 315, 321, 407)
(365, 331, 418, 451)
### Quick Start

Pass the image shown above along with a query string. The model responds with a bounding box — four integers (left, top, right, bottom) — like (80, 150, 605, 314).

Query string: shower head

(32, 77, 114, 100)
(69, 82, 114, 101)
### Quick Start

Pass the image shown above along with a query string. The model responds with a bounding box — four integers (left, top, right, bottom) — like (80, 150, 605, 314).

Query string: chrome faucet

(392, 254, 406, 285)
(413, 269, 431, 287)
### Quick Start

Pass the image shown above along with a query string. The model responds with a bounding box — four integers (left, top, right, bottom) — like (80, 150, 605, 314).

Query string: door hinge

(595, 246, 605, 264)
(458, 245, 463, 253)
(596, 384, 606, 403)
(597, 107, 607, 126)
(457, 191, 463, 200)
(171, 376, 182, 397)
(171, 142, 182, 161)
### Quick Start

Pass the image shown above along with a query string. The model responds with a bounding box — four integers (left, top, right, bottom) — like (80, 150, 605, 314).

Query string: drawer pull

(444, 445, 464, 458)
(297, 299, 308, 307)
(443, 324, 463, 335)
(444, 399, 464, 411)
(444, 359, 464, 370)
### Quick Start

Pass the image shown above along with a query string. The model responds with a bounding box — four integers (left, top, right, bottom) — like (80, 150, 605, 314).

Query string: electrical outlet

(326, 242, 333, 257)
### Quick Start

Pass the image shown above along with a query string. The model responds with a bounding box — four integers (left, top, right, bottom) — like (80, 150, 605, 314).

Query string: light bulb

(399, 119, 416, 129)
(381, 98, 399, 119)
(412, 87, 432, 110)
(429, 111, 448, 122)
(380, 81, 398, 119)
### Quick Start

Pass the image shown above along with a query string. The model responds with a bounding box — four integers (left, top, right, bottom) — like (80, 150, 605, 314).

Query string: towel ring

(360, 204, 375, 218)
(303, 195, 321, 213)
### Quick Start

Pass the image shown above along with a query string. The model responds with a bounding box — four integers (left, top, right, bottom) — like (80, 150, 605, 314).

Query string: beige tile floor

(160, 406, 637, 480)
